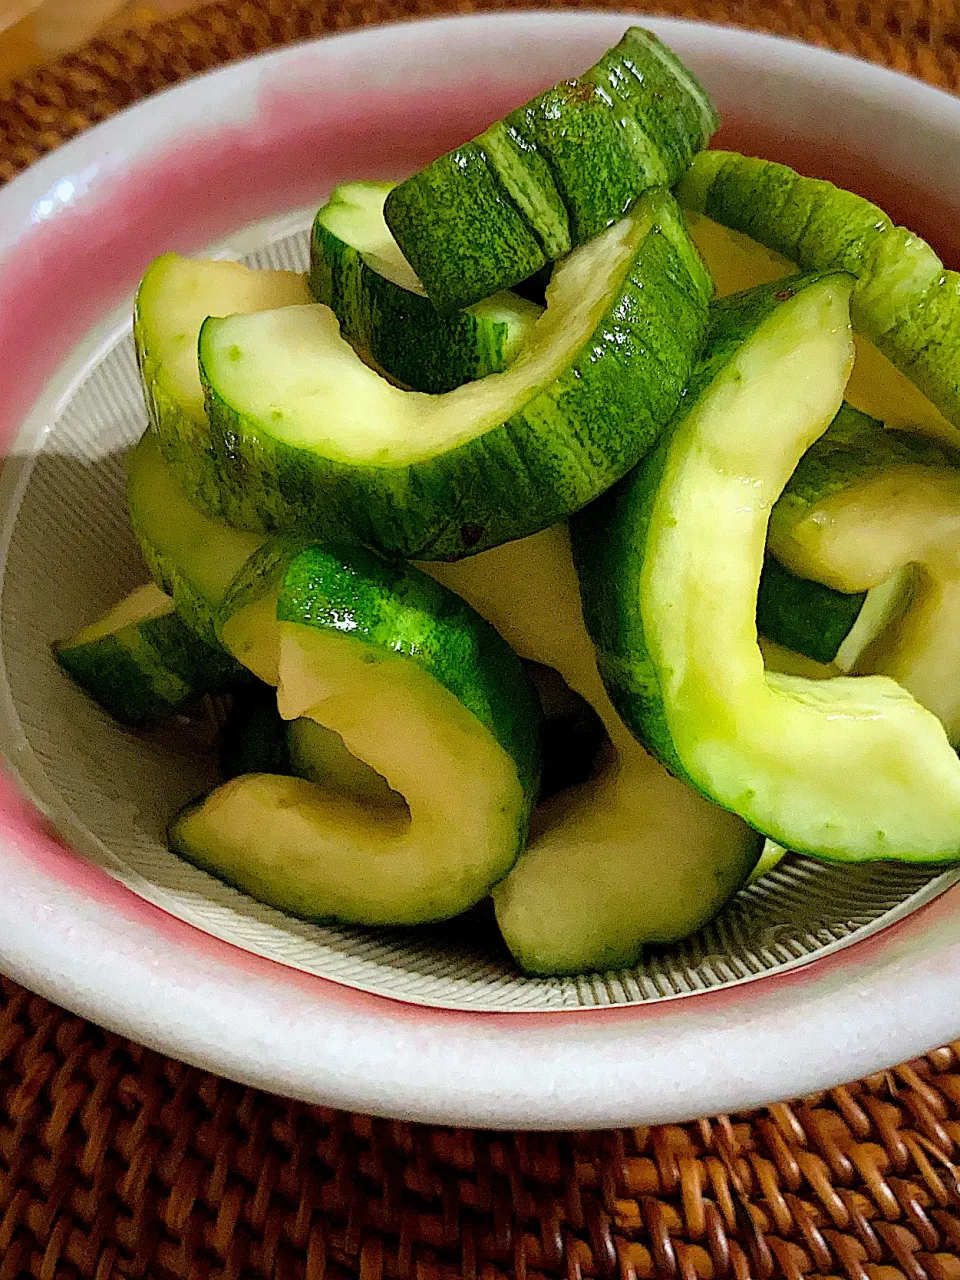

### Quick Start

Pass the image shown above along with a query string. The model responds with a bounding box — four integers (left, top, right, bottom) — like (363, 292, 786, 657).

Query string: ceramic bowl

(0, 10, 958, 1128)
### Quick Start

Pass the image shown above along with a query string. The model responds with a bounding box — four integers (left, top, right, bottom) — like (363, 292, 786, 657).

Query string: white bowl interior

(1, 209, 957, 1012)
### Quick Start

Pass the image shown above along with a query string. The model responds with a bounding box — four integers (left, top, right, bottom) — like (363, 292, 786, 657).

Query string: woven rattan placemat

(2, 1, 960, 1275)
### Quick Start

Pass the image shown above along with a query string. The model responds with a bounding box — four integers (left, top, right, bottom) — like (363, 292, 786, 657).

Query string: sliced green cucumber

(127, 432, 265, 660)
(195, 191, 710, 560)
(423, 526, 761, 975)
(574, 272, 960, 863)
(135, 253, 310, 520)
(769, 405, 960, 743)
(687, 213, 960, 669)
(310, 182, 541, 394)
(686, 210, 959, 449)
(678, 153, 960, 429)
(175, 540, 542, 927)
(383, 28, 717, 311)
(55, 583, 226, 726)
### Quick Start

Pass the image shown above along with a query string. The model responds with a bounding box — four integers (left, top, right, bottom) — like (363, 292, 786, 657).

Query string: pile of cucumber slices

(54, 28, 960, 975)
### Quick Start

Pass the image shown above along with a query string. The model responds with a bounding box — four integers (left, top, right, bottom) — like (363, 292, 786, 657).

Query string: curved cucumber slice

(196, 191, 710, 560)
(678, 153, 960, 429)
(769, 405, 960, 743)
(383, 28, 717, 311)
(182, 540, 542, 927)
(127, 432, 265, 661)
(424, 526, 761, 975)
(55, 583, 225, 726)
(686, 214, 954, 670)
(575, 272, 960, 863)
(311, 182, 541, 394)
(135, 253, 310, 518)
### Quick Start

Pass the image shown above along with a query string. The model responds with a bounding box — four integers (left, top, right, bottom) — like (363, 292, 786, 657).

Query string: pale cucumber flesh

(67, 582, 173, 646)
(203, 213, 651, 466)
(136, 253, 310, 422)
(175, 623, 528, 926)
(424, 527, 761, 975)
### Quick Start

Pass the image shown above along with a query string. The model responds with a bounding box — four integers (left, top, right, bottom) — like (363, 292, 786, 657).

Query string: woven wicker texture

(2, 0, 960, 1276)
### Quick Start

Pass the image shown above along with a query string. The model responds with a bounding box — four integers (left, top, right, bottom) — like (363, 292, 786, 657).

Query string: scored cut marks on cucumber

(311, 182, 542, 394)
(573, 271, 960, 864)
(176, 539, 542, 927)
(383, 27, 717, 312)
(192, 189, 711, 560)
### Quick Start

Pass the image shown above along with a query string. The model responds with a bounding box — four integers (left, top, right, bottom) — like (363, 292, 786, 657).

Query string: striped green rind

(756, 555, 865, 666)
(197, 191, 712, 560)
(126, 432, 264, 679)
(676, 151, 960, 426)
(55, 585, 226, 726)
(383, 27, 718, 311)
(277, 542, 541, 800)
(310, 182, 542, 393)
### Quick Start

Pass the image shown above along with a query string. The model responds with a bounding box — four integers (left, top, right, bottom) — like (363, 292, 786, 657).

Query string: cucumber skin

(678, 151, 960, 425)
(885, 271, 960, 428)
(756, 556, 865, 666)
(771, 402, 960, 542)
(55, 609, 220, 726)
(385, 145, 547, 315)
(571, 275, 845, 787)
(126, 434, 262, 687)
(220, 537, 543, 801)
(384, 28, 717, 312)
(310, 194, 540, 394)
(196, 195, 712, 561)
(277, 542, 542, 802)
